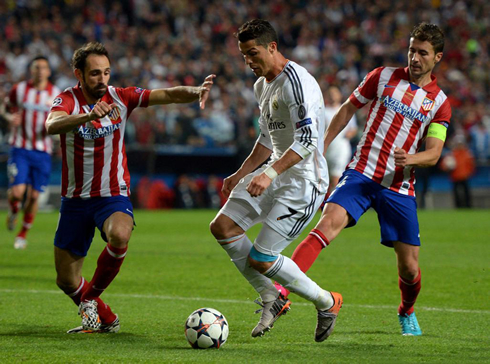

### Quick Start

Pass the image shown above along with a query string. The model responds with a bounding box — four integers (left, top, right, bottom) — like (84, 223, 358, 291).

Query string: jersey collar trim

(266, 60, 290, 84)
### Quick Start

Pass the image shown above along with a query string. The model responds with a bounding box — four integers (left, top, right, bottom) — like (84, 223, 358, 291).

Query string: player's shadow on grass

(1, 275, 56, 286)
(0, 327, 138, 338)
(341, 330, 393, 336)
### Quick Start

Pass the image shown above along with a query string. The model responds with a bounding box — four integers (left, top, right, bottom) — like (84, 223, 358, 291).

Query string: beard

(85, 83, 108, 100)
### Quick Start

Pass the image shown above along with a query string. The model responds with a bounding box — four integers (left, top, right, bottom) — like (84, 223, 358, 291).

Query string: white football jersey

(254, 60, 328, 193)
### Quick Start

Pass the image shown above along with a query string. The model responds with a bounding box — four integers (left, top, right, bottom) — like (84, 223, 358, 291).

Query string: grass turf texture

(0, 209, 489, 363)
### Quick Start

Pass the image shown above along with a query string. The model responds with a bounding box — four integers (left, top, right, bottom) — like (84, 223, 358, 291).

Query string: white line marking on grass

(1, 289, 489, 315)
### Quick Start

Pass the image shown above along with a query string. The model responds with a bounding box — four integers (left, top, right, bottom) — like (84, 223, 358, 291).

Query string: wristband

(263, 166, 278, 180)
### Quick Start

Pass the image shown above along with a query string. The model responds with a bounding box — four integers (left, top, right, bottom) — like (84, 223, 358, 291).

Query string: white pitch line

(1, 288, 489, 315)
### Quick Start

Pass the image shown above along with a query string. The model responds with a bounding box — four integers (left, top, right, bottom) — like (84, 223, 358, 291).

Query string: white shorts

(326, 139, 352, 177)
(220, 165, 325, 245)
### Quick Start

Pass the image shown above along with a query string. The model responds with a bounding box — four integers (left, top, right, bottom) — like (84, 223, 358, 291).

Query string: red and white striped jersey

(50, 84, 151, 199)
(348, 67, 451, 196)
(8, 81, 60, 154)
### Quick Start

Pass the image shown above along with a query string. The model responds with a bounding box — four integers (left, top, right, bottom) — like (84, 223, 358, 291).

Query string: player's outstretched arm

(324, 99, 358, 151)
(46, 101, 115, 134)
(148, 74, 216, 109)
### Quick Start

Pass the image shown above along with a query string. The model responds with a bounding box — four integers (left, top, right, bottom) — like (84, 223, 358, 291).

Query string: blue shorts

(54, 195, 134, 257)
(8, 147, 51, 192)
(327, 169, 420, 247)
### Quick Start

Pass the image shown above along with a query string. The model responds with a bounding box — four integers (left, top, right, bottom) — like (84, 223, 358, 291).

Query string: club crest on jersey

(298, 105, 306, 119)
(421, 97, 435, 111)
(272, 96, 279, 110)
(109, 106, 121, 121)
(52, 97, 62, 107)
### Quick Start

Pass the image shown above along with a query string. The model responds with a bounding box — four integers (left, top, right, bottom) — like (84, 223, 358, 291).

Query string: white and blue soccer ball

(185, 307, 229, 349)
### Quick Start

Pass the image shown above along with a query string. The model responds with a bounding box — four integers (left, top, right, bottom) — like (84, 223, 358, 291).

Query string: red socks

(292, 229, 329, 272)
(68, 277, 117, 324)
(17, 213, 34, 239)
(9, 200, 20, 214)
(275, 229, 329, 298)
(398, 269, 422, 315)
(82, 244, 127, 301)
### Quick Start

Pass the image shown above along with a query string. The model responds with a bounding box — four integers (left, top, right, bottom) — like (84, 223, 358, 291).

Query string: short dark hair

(71, 42, 110, 71)
(235, 19, 278, 48)
(410, 23, 445, 53)
(30, 55, 49, 67)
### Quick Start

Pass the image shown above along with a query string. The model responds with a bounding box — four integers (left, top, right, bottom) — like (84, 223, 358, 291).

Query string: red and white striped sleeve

(349, 67, 385, 108)
(114, 87, 151, 115)
(50, 91, 75, 115)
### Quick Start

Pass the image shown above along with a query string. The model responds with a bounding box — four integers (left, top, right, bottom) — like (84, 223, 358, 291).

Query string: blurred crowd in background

(0, 0, 489, 208)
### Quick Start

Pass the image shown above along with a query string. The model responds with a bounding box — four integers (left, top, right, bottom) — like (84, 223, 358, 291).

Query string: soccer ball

(185, 308, 229, 349)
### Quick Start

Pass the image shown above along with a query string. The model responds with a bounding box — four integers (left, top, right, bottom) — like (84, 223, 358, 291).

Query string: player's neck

(80, 86, 98, 105)
(32, 79, 48, 90)
(409, 72, 432, 88)
(265, 54, 288, 82)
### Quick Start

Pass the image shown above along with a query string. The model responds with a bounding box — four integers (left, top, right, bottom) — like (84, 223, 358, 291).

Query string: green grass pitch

(0, 209, 489, 363)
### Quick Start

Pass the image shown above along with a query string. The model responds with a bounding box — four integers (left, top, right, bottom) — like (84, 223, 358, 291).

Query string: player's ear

(268, 42, 277, 54)
(74, 68, 83, 83)
(434, 52, 443, 64)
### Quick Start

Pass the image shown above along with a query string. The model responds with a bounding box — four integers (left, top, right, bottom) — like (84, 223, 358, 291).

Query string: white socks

(264, 254, 333, 310)
(219, 234, 278, 303)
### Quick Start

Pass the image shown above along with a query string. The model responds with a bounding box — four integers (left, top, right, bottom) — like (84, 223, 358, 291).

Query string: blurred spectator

(324, 85, 357, 195)
(0, 0, 487, 164)
(1, 0, 490, 211)
(205, 175, 225, 209)
(469, 120, 490, 164)
(136, 177, 175, 209)
(440, 135, 476, 208)
(175, 174, 204, 209)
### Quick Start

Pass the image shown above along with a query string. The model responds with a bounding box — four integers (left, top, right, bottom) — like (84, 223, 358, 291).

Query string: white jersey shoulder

(253, 61, 328, 193)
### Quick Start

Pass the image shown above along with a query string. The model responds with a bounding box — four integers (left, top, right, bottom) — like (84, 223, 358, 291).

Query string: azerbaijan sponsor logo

(76, 122, 122, 140)
(380, 95, 429, 123)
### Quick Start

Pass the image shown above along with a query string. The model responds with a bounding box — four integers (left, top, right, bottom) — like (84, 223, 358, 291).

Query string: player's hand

(199, 74, 216, 110)
(89, 101, 116, 121)
(246, 173, 272, 198)
(222, 173, 241, 198)
(8, 112, 22, 127)
(394, 146, 409, 167)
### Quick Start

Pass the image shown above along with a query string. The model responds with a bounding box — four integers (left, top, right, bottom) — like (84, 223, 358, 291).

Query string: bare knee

(394, 242, 419, 281)
(398, 262, 419, 281)
(210, 214, 243, 241)
(9, 187, 24, 202)
(56, 275, 80, 294)
(209, 217, 225, 239)
(106, 225, 131, 248)
(315, 203, 350, 242)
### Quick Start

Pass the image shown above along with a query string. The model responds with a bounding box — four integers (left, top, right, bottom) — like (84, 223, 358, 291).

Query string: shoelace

(253, 298, 264, 314)
(254, 297, 287, 315)
(407, 316, 417, 330)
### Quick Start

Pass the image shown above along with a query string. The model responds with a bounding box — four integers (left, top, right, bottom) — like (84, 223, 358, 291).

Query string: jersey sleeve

(282, 76, 321, 159)
(349, 67, 384, 108)
(256, 116, 273, 150)
(7, 85, 18, 112)
(50, 90, 75, 114)
(114, 87, 151, 115)
(431, 98, 451, 127)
